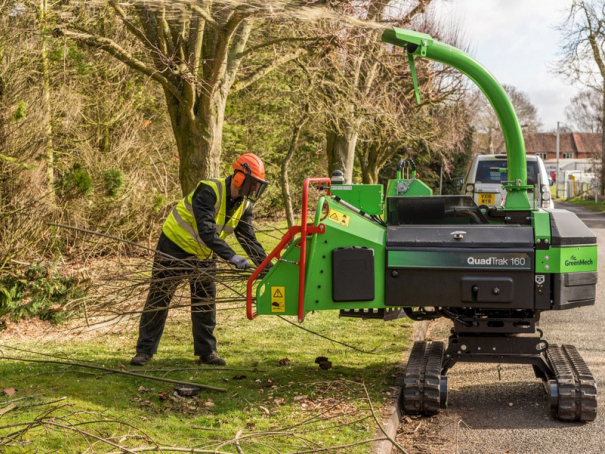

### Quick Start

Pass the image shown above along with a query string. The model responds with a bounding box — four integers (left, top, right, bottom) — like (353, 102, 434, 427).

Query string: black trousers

(136, 233, 217, 356)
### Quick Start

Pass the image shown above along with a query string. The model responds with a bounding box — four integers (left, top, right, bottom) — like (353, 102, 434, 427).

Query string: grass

(0, 311, 412, 453)
(0, 218, 413, 453)
(563, 197, 605, 213)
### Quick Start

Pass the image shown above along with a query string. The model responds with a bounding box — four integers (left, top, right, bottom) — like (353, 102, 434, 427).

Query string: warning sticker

(270, 286, 285, 313)
(328, 208, 350, 228)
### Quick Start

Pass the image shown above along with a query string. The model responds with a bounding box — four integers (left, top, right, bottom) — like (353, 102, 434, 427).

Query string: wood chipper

(246, 28, 598, 422)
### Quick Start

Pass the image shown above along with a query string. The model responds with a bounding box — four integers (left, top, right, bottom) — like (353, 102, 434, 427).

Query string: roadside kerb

(371, 320, 430, 454)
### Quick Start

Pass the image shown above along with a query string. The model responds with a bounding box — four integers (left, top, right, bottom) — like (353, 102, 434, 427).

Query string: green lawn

(0, 217, 412, 453)
(1, 217, 413, 453)
(563, 197, 605, 213)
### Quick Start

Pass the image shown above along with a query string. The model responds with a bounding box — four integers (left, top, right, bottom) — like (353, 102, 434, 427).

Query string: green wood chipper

(246, 28, 598, 422)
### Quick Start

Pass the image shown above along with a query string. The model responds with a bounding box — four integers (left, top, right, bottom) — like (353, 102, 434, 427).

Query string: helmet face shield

(241, 174, 269, 202)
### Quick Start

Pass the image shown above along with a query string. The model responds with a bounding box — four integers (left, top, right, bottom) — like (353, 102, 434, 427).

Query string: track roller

(400, 341, 447, 416)
(546, 344, 597, 422)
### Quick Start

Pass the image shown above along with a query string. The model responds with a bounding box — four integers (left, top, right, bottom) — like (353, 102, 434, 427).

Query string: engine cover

(385, 225, 535, 309)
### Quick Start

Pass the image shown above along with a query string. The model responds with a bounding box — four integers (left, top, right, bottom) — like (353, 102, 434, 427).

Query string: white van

(463, 154, 554, 209)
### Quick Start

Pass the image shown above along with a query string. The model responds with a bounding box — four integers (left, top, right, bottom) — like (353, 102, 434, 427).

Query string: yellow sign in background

(328, 208, 350, 227)
(270, 286, 285, 313)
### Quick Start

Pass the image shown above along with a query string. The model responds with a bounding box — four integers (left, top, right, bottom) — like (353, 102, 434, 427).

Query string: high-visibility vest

(162, 178, 249, 259)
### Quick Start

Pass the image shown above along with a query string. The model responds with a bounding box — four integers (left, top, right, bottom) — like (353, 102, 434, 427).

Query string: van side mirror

(454, 177, 463, 189)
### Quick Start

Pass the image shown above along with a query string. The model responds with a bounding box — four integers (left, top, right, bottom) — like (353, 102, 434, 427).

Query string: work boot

(130, 352, 153, 366)
(199, 353, 226, 366)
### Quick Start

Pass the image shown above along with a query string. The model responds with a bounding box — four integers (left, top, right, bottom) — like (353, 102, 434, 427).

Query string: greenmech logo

(565, 255, 593, 267)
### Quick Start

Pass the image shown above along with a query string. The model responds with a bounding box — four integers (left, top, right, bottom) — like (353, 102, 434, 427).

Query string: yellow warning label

(328, 208, 350, 228)
(270, 286, 285, 313)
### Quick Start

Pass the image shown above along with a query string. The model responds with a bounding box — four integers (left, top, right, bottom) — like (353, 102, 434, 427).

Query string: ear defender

(233, 171, 246, 188)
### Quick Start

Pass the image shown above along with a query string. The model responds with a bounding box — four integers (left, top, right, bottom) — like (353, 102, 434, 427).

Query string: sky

(432, 0, 580, 131)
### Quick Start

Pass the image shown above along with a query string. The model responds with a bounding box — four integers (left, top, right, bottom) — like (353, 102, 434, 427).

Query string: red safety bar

(247, 178, 331, 322)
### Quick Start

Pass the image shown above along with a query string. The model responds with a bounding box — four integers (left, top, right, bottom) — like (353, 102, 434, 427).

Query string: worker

(130, 153, 270, 366)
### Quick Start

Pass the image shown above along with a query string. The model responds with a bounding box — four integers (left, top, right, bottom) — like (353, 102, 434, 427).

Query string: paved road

(394, 202, 605, 454)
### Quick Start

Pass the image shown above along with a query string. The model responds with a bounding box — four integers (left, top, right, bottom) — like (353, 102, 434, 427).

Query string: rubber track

(423, 342, 444, 416)
(401, 341, 426, 415)
(563, 345, 597, 422)
(401, 341, 445, 416)
(546, 344, 597, 422)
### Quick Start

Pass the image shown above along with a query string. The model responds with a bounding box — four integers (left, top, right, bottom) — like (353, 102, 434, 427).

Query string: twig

(16, 396, 67, 409)
(48, 223, 158, 254)
(362, 382, 407, 454)
(278, 316, 378, 354)
(104, 447, 232, 453)
(413, 421, 423, 433)
(234, 428, 245, 454)
(282, 438, 388, 454)
(1, 344, 98, 364)
(140, 367, 265, 373)
(0, 394, 44, 405)
(39, 420, 138, 454)
(0, 404, 16, 417)
(0, 356, 227, 392)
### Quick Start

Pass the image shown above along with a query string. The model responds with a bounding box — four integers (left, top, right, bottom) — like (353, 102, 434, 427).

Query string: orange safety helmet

(231, 153, 270, 202)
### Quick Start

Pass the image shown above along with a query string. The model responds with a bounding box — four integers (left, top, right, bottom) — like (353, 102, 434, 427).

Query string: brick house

(524, 133, 602, 160)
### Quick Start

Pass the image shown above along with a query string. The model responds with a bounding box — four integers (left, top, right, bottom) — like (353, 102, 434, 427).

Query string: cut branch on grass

(234, 428, 245, 454)
(0, 356, 227, 392)
(1, 415, 143, 453)
(282, 437, 388, 454)
(104, 448, 232, 454)
(277, 316, 378, 354)
(363, 381, 407, 454)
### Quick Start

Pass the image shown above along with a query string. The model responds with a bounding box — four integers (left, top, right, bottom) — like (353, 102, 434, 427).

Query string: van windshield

(475, 160, 540, 185)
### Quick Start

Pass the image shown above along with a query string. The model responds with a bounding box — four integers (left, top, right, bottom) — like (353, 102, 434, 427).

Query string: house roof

(524, 133, 601, 153)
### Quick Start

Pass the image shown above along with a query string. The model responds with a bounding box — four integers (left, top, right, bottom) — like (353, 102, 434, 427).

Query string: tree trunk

(40, 0, 54, 202)
(166, 91, 225, 195)
(359, 144, 380, 184)
(601, 82, 605, 196)
(326, 122, 359, 183)
(361, 165, 380, 185)
(281, 118, 307, 228)
(487, 127, 494, 154)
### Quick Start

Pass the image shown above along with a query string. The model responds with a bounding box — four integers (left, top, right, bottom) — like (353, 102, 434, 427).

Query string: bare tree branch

(232, 48, 307, 93)
(108, 0, 156, 54)
(59, 29, 184, 104)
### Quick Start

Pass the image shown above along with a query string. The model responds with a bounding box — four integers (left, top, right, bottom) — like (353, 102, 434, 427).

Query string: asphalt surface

(393, 202, 605, 454)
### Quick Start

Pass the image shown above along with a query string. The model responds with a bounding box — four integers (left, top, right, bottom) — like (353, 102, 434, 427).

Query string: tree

(565, 88, 603, 132)
(223, 60, 325, 226)
(555, 0, 605, 192)
(319, 0, 432, 183)
(355, 22, 471, 185)
(57, 1, 329, 194)
(471, 84, 542, 154)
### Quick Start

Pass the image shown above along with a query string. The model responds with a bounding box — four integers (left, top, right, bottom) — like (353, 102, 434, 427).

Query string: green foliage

(56, 163, 93, 197)
(152, 193, 166, 214)
(102, 168, 125, 197)
(0, 264, 88, 325)
(49, 44, 92, 75)
(10, 100, 27, 121)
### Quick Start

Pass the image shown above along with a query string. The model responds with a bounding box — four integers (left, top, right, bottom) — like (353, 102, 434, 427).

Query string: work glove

(230, 254, 250, 269)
